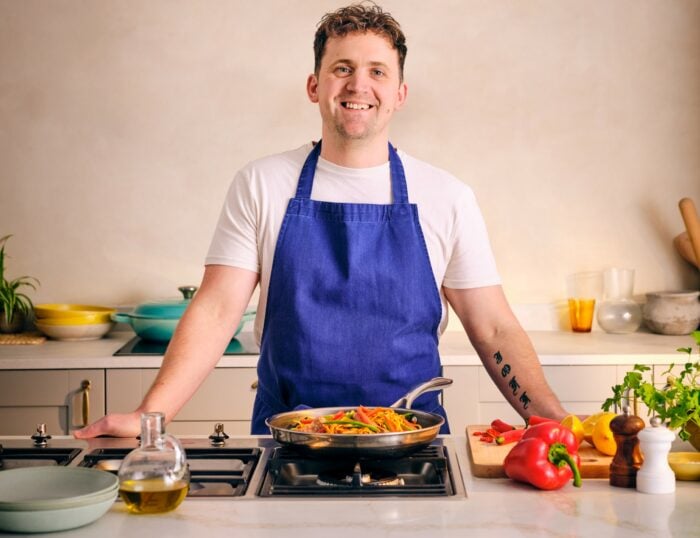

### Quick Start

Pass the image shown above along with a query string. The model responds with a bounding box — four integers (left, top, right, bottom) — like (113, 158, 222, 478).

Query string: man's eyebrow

(329, 59, 392, 71)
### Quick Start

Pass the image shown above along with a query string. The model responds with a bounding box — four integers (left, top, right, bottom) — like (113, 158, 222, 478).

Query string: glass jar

(117, 412, 189, 514)
(596, 268, 642, 334)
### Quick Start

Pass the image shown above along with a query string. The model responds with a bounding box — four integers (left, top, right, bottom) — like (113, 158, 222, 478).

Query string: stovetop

(113, 332, 260, 356)
(0, 434, 467, 500)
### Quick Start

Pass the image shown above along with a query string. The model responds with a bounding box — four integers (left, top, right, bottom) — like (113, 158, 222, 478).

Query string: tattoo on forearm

(493, 350, 531, 410)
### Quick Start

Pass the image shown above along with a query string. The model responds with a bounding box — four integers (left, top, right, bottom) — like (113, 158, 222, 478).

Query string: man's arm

(74, 264, 259, 438)
(443, 285, 567, 421)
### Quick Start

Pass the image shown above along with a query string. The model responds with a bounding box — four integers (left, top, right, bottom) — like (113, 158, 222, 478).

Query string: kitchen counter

(0, 329, 695, 369)
(0, 434, 696, 538)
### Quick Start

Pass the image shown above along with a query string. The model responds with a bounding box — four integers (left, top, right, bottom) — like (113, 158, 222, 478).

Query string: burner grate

(0, 447, 82, 470)
(259, 445, 455, 497)
(79, 447, 261, 497)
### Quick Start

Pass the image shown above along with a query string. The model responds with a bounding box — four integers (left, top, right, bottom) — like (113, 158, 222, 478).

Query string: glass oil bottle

(118, 412, 190, 514)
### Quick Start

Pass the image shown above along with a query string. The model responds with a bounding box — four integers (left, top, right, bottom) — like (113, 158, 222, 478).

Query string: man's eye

(336, 66, 352, 74)
(372, 69, 385, 77)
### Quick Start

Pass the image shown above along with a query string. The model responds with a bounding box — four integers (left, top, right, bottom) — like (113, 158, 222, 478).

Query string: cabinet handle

(251, 380, 258, 390)
(80, 380, 91, 427)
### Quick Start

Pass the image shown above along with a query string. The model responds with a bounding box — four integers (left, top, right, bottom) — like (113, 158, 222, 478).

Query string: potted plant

(602, 330, 700, 450)
(0, 235, 39, 334)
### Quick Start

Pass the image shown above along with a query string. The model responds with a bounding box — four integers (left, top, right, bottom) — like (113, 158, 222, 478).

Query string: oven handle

(80, 380, 91, 427)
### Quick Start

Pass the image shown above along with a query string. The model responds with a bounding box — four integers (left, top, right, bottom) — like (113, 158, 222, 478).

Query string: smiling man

(76, 2, 566, 439)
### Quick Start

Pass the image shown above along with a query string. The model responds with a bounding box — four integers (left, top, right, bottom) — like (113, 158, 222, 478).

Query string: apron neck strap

(295, 141, 409, 204)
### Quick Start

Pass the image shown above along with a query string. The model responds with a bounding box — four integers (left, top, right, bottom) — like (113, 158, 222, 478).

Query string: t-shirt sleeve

(204, 168, 260, 273)
(442, 187, 501, 289)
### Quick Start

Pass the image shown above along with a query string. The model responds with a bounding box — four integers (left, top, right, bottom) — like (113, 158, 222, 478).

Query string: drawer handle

(251, 380, 258, 390)
(80, 380, 91, 427)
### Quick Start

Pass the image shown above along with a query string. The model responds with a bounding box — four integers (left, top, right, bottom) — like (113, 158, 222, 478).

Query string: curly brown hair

(313, 2, 407, 81)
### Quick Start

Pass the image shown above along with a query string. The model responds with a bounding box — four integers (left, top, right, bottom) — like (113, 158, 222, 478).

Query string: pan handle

(390, 377, 453, 409)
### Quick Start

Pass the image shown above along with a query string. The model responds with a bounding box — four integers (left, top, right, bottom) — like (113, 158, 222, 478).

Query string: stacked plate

(0, 467, 118, 533)
(33, 304, 116, 341)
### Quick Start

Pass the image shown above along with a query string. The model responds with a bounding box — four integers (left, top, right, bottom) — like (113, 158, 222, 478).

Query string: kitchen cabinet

(0, 369, 105, 435)
(442, 365, 619, 427)
(106, 368, 258, 435)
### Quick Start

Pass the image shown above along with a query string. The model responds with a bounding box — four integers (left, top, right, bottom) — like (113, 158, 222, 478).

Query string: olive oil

(119, 478, 188, 514)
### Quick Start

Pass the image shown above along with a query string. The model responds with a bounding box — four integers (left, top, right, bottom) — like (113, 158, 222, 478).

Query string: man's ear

(307, 74, 319, 103)
(395, 82, 408, 110)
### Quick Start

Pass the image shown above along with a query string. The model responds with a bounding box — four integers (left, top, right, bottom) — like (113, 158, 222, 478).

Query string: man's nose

(345, 70, 370, 92)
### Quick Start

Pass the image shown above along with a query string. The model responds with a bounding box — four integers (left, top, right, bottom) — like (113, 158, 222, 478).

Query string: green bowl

(0, 467, 118, 510)
(0, 496, 115, 533)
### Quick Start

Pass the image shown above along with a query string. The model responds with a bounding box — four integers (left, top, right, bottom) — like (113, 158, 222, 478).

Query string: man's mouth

(341, 102, 372, 110)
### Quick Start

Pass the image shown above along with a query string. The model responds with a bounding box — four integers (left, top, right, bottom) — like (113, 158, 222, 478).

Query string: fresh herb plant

(602, 331, 700, 441)
(0, 235, 39, 326)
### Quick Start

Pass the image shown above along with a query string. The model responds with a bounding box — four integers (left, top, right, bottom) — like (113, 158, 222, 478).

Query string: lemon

(560, 414, 584, 446)
(581, 412, 607, 446)
(592, 412, 618, 456)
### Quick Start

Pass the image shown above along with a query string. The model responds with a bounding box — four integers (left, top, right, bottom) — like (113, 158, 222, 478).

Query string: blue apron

(251, 141, 449, 434)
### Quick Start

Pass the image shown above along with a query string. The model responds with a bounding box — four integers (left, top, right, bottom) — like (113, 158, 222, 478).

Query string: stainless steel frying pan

(265, 377, 453, 458)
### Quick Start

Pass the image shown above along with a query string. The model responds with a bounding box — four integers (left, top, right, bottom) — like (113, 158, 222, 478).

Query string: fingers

(72, 413, 141, 439)
(73, 420, 103, 439)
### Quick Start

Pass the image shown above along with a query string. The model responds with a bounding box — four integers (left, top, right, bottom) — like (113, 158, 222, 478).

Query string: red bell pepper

(503, 422, 582, 490)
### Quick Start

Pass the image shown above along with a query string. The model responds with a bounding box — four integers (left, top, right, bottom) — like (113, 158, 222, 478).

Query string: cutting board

(466, 425, 612, 479)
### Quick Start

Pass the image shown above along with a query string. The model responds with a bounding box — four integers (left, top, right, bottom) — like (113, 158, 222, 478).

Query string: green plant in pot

(0, 235, 39, 334)
(602, 330, 700, 451)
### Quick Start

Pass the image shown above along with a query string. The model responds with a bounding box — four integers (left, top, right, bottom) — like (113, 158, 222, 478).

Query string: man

(76, 3, 566, 439)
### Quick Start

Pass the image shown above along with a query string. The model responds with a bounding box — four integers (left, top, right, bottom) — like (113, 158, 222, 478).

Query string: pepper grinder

(609, 405, 645, 488)
(636, 416, 675, 494)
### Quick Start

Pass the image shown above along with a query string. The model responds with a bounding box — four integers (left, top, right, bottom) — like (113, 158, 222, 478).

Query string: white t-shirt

(206, 143, 501, 343)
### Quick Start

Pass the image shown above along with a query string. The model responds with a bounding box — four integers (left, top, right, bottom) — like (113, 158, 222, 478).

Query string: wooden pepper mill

(609, 403, 645, 488)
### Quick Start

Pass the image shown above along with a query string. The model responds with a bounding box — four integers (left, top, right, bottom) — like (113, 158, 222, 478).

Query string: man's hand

(73, 412, 141, 439)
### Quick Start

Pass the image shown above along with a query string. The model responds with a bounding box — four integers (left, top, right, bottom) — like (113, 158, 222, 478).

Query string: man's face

(307, 31, 407, 144)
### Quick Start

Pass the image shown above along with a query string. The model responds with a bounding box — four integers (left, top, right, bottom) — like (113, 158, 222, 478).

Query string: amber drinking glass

(566, 271, 603, 332)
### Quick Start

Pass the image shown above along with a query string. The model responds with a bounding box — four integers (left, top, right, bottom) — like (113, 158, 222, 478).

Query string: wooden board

(466, 425, 612, 479)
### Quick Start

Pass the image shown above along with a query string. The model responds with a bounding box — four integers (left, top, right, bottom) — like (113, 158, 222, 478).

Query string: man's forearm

(472, 323, 567, 421)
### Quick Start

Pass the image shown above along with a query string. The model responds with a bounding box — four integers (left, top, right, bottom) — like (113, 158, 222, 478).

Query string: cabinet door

(106, 368, 258, 434)
(441, 366, 480, 433)
(0, 370, 105, 435)
(478, 365, 618, 423)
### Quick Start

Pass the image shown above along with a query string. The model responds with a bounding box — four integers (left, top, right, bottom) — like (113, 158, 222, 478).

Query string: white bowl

(35, 321, 114, 341)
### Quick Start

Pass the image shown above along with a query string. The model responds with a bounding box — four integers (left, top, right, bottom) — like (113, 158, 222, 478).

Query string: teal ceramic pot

(112, 286, 256, 342)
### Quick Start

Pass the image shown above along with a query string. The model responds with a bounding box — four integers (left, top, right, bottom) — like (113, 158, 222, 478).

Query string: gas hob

(0, 433, 467, 500)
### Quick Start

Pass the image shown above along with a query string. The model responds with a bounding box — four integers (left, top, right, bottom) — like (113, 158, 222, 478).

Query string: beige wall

(2, 0, 699, 312)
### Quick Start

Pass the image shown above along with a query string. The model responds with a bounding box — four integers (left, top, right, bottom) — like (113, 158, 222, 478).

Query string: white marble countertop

(1, 434, 696, 538)
(0, 328, 695, 370)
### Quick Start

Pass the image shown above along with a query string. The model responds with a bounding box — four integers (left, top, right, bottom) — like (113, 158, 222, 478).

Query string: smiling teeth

(345, 103, 370, 110)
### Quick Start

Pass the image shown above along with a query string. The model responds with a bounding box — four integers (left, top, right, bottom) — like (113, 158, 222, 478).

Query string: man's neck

(319, 132, 390, 168)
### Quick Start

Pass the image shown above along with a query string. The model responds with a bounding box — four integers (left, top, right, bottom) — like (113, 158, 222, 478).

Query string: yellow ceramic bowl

(668, 452, 700, 481)
(34, 305, 115, 325)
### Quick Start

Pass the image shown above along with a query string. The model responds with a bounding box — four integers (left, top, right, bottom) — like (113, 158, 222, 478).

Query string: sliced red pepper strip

(355, 407, 375, 428)
(479, 435, 494, 443)
(490, 419, 516, 433)
(527, 415, 558, 427)
(496, 428, 526, 445)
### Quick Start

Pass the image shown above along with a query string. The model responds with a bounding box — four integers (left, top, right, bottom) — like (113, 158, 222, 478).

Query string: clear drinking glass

(117, 412, 189, 514)
(596, 268, 642, 334)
